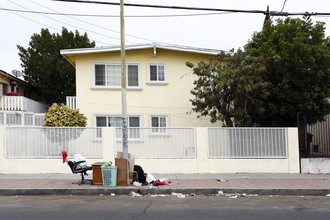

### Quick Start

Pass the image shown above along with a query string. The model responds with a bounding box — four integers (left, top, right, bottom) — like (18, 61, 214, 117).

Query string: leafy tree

(186, 49, 269, 127)
(17, 27, 95, 104)
(44, 103, 87, 127)
(245, 16, 330, 126)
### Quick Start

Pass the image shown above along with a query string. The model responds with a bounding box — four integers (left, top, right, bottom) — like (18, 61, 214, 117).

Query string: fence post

(196, 127, 209, 173)
(0, 126, 5, 173)
(102, 127, 116, 163)
(287, 128, 300, 173)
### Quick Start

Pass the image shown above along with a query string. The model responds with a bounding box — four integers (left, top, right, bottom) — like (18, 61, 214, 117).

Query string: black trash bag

(134, 165, 147, 184)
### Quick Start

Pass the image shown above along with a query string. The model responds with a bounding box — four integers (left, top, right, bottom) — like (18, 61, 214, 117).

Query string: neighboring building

(61, 43, 224, 131)
(0, 69, 47, 126)
(0, 69, 37, 99)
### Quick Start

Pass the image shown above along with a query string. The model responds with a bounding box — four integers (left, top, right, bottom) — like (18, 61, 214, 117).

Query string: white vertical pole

(120, 0, 129, 185)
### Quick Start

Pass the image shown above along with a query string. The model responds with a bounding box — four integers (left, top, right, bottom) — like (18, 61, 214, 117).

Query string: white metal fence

(0, 112, 45, 126)
(114, 128, 196, 159)
(5, 127, 103, 158)
(208, 128, 287, 158)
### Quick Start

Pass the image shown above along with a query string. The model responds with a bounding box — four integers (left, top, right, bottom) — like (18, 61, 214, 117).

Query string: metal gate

(297, 112, 330, 157)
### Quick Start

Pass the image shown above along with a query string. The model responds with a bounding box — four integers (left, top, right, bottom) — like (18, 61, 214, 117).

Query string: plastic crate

(101, 166, 117, 187)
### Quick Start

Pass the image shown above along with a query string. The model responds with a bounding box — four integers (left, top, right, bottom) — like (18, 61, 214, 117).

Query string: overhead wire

(28, 0, 150, 43)
(51, 0, 330, 16)
(7, 0, 125, 45)
(0, 7, 233, 18)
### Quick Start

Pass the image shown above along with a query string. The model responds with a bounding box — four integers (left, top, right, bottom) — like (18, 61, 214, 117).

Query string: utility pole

(120, 0, 129, 185)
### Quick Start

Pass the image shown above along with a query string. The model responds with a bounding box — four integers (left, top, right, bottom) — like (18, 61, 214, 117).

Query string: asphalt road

(0, 195, 329, 219)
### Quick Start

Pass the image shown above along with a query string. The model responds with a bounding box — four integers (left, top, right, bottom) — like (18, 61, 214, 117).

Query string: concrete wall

(0, 127, 300, 174)
(301, 158, 330, 174)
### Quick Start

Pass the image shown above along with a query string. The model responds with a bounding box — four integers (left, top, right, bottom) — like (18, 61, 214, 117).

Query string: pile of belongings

(133, 165, 171, 186)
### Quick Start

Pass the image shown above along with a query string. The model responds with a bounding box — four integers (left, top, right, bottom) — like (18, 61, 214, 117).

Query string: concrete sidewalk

(1, 173, 330, 196)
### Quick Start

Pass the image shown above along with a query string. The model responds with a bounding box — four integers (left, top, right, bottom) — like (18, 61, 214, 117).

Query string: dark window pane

(150, 65, 157, 81)
(128, 65, 139, 86)
(96, 117, 106, 127)
(95, 64, 105, 85)
(129, 117, 140, 127)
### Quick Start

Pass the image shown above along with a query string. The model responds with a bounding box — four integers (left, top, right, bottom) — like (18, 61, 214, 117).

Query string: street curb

(1, 187, 330, 196)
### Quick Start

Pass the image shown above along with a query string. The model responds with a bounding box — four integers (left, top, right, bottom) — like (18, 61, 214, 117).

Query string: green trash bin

(101, 166, 117, 187)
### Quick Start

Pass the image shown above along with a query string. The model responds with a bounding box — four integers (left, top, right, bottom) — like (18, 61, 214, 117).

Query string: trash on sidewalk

(146, 173, 156, 184)
(172, 192, 186, 198)
(110, 193, 115, 197)
(326, 194, 330, 197)
(99, 194, 104, 197)
(155, 178, 172, 185)
(129, 191, 143, 197)
(190, 193, 196, 196)
(217, 179, 228, 182)
(132, 181, 142, 187)
(218, 190, 224, 195)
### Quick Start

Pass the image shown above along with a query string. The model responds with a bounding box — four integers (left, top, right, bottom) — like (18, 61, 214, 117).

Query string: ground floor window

(149, 114, 169, 134)
(95, 115, 141, 139)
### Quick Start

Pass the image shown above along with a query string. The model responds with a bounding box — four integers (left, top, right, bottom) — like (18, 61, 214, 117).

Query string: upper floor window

(1, 83, 8, 95)
(92, 62, 141, 89)
(147, 63, 168, 84)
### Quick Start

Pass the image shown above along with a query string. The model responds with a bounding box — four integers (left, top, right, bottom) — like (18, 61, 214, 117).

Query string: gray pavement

(1, 173, 330, 196)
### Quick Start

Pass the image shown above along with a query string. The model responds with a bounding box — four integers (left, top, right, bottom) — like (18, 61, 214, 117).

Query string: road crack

(131, 200, 152, 220)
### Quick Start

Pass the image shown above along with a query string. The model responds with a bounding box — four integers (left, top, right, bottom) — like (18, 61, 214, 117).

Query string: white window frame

(93, 113, 143, 141)
(91, 61, 142, 90)
(148, 114, 169, 135)
(147, 62, 168, 84)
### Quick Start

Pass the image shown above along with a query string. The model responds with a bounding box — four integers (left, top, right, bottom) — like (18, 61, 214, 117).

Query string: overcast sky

(1, 0, 329, 74)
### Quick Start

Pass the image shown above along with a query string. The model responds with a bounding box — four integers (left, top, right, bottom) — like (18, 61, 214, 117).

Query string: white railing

(0, 112, 45, 126)
(208, 128, 287, 158)
(5, 127, 102, 159)
(66, 96, 76, 109)
(0, 96, 48, 112)
(114, 128, 196, 159)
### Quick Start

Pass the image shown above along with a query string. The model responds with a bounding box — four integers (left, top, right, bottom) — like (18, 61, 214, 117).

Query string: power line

(28, 0, 153, 43)
(7, 0, 126, 45)
(52, 0, 330, 16)
(0, 7, 232, 18)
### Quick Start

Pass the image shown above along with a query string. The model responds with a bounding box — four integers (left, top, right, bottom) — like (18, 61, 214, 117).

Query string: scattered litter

(228, 195, 238, 199)
(129, 191, 143, 197)
(326, 194, 330, 197)
(300, 196, 304, 198)
(249, 194, 258, 197)
(217, 179, 228, 182)
(15, 195, 22, 198)
(133, 181, 142, 187)
(217, 190, 224, 195)
(110, 193, 115, 197)
(190, 193, 196, 196)
(241, 193, 247, 197)
(172, 192, 186, 198)
(99, 194, 104, 197)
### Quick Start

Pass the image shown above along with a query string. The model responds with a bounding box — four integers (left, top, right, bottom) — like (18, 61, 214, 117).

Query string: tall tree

(245, 16, 330, 126)
(186, 49, 269, 127)
(17, 28, 95, 104)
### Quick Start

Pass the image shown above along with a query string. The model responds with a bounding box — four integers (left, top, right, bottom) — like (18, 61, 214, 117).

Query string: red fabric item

(155, 179, 172, 185)
(62, 150, 68, 163)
